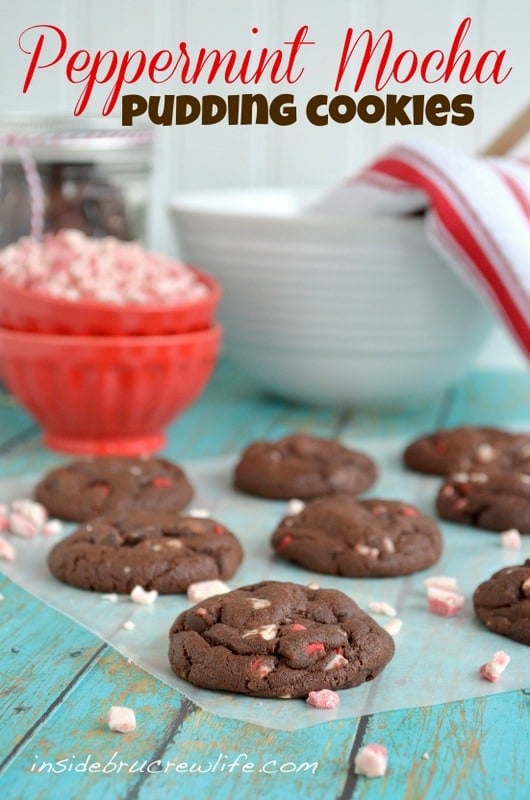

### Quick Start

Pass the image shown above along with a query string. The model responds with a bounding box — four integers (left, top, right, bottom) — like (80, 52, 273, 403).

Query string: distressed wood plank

(337, 691, 530, 800)
(0, 387, 37, 451)
(0, 576, 106, 765)
(0, 643, 359, 800)
(0, 362, 528, 800)
(442, 370, 530, 428)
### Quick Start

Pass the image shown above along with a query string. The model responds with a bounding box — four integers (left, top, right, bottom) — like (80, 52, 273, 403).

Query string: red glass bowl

(0, 325, 222, 455)
(0, 267, 220, 336)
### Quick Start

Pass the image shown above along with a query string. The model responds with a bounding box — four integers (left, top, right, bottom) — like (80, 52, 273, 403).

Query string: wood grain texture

(0, 357, 528, 799)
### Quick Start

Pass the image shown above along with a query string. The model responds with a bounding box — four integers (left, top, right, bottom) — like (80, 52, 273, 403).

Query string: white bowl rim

(169, 187, 425, 228)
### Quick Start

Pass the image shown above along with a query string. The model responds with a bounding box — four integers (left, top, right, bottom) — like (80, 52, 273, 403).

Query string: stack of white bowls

(169, 188, 495, 407)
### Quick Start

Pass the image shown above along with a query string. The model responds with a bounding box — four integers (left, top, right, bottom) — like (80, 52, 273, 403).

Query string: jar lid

(0, 114, 153, 164)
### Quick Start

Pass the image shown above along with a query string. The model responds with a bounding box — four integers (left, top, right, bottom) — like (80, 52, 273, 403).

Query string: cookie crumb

(130, 585, 158, 606)
(369, 601, 397, 617)
(0, 536, 16, 562)
(108, 706, 136, 733)
(427, 586, 465, 617)
(307, 582, 320, 590)
(383, 618, 403, 636)
(354, 743, 388, 778)
(187, 579, 229, 603)
(479, 650, 510, 682)
(122, 620, 135, 631)
(306, 689, 340, 709)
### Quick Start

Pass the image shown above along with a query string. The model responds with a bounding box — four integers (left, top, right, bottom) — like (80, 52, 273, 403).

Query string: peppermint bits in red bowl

(0, 229, 220, 336)
(0, 230, 222, 455)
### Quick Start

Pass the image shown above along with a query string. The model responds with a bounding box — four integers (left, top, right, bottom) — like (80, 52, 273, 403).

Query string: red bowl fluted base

(0, 326, 221, 456)
(43, 432, 166, 456)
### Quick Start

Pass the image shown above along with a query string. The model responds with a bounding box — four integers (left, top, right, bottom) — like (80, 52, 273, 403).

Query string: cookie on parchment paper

(403, 426, 530, 477)
(234, 433, 377, 500)
(47, 511, 243, 594)
(473, 560, 530, 646)
(35, 456, 194, 522)
(168, 580, 395, 698)
(271, 494, 442, 577)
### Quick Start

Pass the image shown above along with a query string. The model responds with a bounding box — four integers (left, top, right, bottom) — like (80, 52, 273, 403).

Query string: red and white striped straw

(0, 133, 45, 241)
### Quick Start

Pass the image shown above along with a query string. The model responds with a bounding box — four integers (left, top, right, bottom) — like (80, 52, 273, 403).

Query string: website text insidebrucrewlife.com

(29, 751, 319, 776)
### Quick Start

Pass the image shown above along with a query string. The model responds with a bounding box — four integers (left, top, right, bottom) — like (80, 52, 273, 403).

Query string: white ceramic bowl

(169, 188, 495, 406)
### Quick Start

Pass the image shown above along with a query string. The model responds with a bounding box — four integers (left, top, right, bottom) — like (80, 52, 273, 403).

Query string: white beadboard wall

(1, 0, 528, 368)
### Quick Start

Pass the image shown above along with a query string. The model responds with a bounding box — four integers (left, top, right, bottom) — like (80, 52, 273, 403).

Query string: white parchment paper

(1, 445, 529, 731)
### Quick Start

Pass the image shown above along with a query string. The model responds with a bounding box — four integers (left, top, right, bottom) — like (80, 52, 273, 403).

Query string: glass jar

(0, 115, 154, 247)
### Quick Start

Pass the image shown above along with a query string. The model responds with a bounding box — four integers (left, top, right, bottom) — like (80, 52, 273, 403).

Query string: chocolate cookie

(436, 470, 530, 532)
(271, 494, 442, 577)
(473, 560, 530, 645)
(47, 511, 243, 593)
(168, 580, 395, 698)
(234, 434, 377, 500)
(403, 426, 530, 476)
(35, 456, 194, 522)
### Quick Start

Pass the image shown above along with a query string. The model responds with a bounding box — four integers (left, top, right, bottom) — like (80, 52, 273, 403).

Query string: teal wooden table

(0, 358, 529, 800)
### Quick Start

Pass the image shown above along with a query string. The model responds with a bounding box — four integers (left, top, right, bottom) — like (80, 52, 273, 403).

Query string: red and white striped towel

(309, 141, 530, 359)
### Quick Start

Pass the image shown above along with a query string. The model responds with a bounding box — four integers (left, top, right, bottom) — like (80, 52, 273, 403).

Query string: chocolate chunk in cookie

(436, 470, 530, 532)
(234, 434, 377, 500)
(35, 456, 194, 522)
(271, 494, 442, 577)
(473, 560, 530, 645)
(47, 511, 243, 593)
(403, 426, 530, 476)
(168, 580, 395, 698)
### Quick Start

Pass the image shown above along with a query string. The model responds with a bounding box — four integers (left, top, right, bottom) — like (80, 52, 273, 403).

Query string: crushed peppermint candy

(368, 601, 397, 617)
(187, 579, 230, 603)
(306, 689, 340, 709)
(476, 443, 496, 463)
(479, 650, 511, 682)
(11, 499, 48, 528)
(108, 706, 136, 733)
(0, 536, 16, 562)
(102, 593, 118, 603)
(188, 508, 210, 519)
(500, 529, 521, 549)
(424, 575, 459, 592)
(286, 498, 305, 516)
(42, 519, 63, 537)
(383, 618, 403, 636)
(6, 512, 38, 539)
(249, 597, 271, 610)
(354, 744, 388, 778)
(242, 623, 278, 641)
(122, 620, 136, 631)
(0, 498, 63, 539)
(130, 585, 158, 606)
(0, 229, 209, 306)
(427, 586, 465, 617)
